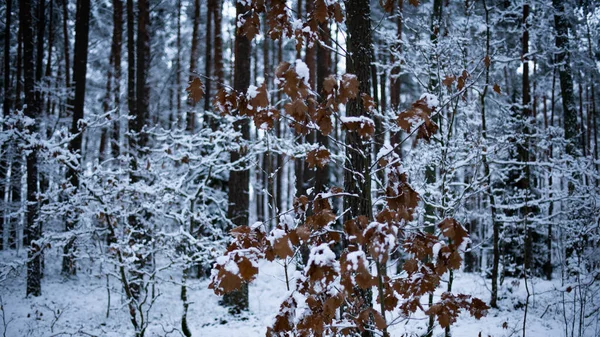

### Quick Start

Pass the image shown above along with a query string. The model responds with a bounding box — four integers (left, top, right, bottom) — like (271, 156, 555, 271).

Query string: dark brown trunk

(186, 0, 201, 132)
(173, 0, 181, 127)
(34, 0, 46, 105)
(213, 0, 223, 89)
(390, 1, 402, 110)
(553, 0, 578, 156)
(126, 0, 136, 131)
(111, 0, 123, 158)
(61, 0, 70, 89)
(345, 2, 375, 334)
(15, 24, 23, 109)
(222, 0, 251, 314)
(314, 21, 331, 195)
(21, 0, 42, 297)
(521, 3, 532, 273)
(63, 0, 90, 276)
(204, 0, 214, 114)
(44, 0, 54, 116)
(1, 0, 13, 250)
(579, 82, 586, 155)
(135, 0, 150, 148)
(3, 0, 13, 117)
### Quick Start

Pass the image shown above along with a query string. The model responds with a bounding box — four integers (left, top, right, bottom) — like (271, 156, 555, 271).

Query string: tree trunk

(44, 0, 55, 117)
(204, 0, 214, 114)
(213, 0, 223, 89)
(314, 20, 331, 195)
(482, 0, 500, 308)
(61, 0, 70, 89)
(10, 26, 22, 251)
(222, 0, 252, 314)
(126, 0, 136, 131)
(111, 0, 123, 159)
(425, 1, 443, 336)
(63, 0, 91, 276)
(135, 0, 150, 149)
(34, 0, 46, 105)
(520, 2, 533, 274)
(172, 0, 181, 127)
(21, 0, 42, 297)
(1, 0, 13, 251)
(344, 1, 375, 335)
(3, 0, 13, 117)
(552, 0, 578, 156)
(186, 0, 201, 132)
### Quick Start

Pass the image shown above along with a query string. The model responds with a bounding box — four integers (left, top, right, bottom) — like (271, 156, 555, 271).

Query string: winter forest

(0, 0, 599, 336)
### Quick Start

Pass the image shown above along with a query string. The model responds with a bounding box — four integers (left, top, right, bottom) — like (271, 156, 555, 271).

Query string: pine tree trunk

(3, 0, 12, 117)
(204, 0, 214, 114)
(314, 20, 331, 195)
(173, 0, 181, 127)
(10, 26, 22, 251)
(63, 0, 91, 276)
(34, 0, 46, 105)
(1, 0, 13, 251)
(213, 0, 223, 89)
(135, 0, 149, 149)
(222, 0, 252, 314)
(44, 0, 54, 117)
(344, 1, 375, 335)
(186, 0, 201, 132)
(520, 2, 533, 274)
(61, 0, 70, 89)
(126, 0, 136, 130)
(21, 0, 42, 297)
(552, 0, 578, 156)
(111, 0, 123, 158)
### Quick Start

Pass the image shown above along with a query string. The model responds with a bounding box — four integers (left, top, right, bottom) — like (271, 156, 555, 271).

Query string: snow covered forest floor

(0, 249, 588, 337)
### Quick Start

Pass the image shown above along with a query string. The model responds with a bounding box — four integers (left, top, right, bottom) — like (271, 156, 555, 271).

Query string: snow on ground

(0, 248, 579, 336)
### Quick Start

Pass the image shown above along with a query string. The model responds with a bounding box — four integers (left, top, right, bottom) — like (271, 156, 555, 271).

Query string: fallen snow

(0, 249, 585, 337)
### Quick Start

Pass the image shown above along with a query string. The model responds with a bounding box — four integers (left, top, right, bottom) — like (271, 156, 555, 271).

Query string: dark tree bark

(222, 0, 252, 314)
(34, 0, 46, 104)
(100, 0, 123, 161)
(135, 0, 150, 148)
(21, 0, 42, 297)
(61, 0, 70, 89)
(63, 0, 91, 276)
(126, 0, 136, 131)
(186, 0, 201, 132)
(16, 23, 23, 109)
(314, 20, 331, 195)
(294, 1, 306, 198)
(204, 0, 214, 113)
(520, 2, 533, 273)
(210, 0, 222, 132)
(172, 0, 182, 127)
(10, 26, 22, 251)
(344, 1, 375, 335)
(44, 0, 55, 116)
(111, 0, 123, 158)
(1, 0, 13, 251)
(390, 1, 402, 111)
(552, 0, 578, 155)
(213, 0, 223, 89)
(3, 0, 12, 117)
